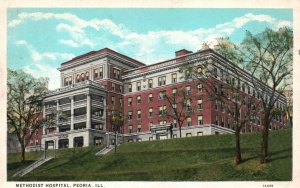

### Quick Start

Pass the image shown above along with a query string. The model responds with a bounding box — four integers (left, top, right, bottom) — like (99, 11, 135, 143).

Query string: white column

(69, 136, 74, 148)
(90, 68, 92, 81)
(70, 97, 74, 131)
(43, 104, 46, 135)
(56, 100, 59, 132)
(86, 94, 91, 129)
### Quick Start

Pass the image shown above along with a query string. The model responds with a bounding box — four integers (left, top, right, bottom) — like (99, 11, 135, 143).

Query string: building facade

(27, 48, 287, 150)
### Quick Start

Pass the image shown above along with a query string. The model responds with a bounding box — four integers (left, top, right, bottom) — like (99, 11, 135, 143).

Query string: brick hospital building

(26, 48, 287, 150)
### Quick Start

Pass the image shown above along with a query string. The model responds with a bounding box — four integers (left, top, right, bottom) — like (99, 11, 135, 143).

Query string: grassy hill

(7, 129, 292, 181)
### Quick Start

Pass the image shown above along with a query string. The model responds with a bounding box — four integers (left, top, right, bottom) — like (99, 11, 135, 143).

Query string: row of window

(111, 83, 123, 93)
(127, 73, 186, 92)
(126, 86, 203, 105)
(127, 115, 204, 133)
(212, 68, 285, 110)
(63, 66, 121, 86)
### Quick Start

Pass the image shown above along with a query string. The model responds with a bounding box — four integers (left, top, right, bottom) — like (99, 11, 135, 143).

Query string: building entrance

(74, 137, 84, 147)
(59, 139, 69, 148)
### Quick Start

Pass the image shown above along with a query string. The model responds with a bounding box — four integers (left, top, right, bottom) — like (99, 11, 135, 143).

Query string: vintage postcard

(1, 0, 299, 188)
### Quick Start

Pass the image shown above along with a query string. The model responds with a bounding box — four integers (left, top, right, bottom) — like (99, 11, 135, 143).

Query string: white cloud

(15, 40, 75, 62)
(9, 11, 292, 64)
(15, 40, 27, 45)
(59, 39, 79, 48)
(23, 63, 61, 90)
(30, 51, 75, 62)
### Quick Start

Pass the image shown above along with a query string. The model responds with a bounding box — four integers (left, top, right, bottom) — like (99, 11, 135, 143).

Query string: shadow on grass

(268, 148, 292, 162)
(37, 148, 96, 172)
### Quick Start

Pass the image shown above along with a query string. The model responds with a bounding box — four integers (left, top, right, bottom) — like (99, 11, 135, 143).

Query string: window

(220, 70, 224, 79)
(158, 76, 166, 86)
(186, 99, 191, 111)
(198, 115, 203, 125)
(172, 73, 177, 83)
(159, 91, 166, 100)
(172, 88, 177, 96)
(172, 104, 177, 111)
(137, 96, 141, 104)
(159, 120, 167, 125)
(148, 93, 153, 101)
(247, 86, 251, 95)
(81, 73, 85, 81)
(159, 106, 163, 116)
(231, 78, 235, 86)
(128, 125, 132, 133)
(221, 117, 224, 127)
(187, 117, 192, 126)
(185, 70, 191, 80)
(242, 83, 245, 92)
(173, 119, 177, 128)
(137, 124, 141, 132)
(119, 86, 123, 93)
(149, 108, 153, 117)
(228, 118, 231, 129)
(197, 67, 203, 75)
(119, 98, 122, 107)
(214, 84, 218, 93)
(197, 84, 203, 92)
(221, 101, 225, 112)
(128, 97, 132, 106)
(113, 68, 120, 79)
(215, 101, 219, 110)
(64, 77, 72, 86)
(149, 122, 153, 127)
(221, 84, 224, 95)
(137, 82, 141, 91)
(198, 98, 203, 110)
(213, 67, 218, 78)
(186, 86, 191, 95)
(148, 79, 153, 88)
(137, 110, 141, 119)
(76, 74, 80, 83)
(159, 106, 166, 116)
(127, 84, 132, 92)
(111, 96, 115, 105)
(112, 83, 115, 91)
(128, 111, 132, 120)
(94, 67, 103, 78)
(86, 72, 89, 80)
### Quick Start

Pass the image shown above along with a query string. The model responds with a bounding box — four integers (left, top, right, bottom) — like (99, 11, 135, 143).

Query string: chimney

(175, 49, 193, 57)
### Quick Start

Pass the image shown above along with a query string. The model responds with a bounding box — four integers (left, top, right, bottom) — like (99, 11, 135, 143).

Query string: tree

(107, 107, 125, 152)
(162, 85, 197, 138)
(240, 28, 292, 163)
(7, 69, 48, 161)
(184, 39, 261, 164)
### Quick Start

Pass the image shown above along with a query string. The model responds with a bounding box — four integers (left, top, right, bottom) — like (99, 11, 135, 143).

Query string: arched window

(81, 73, 85, 81)
(76, 75, 80, 83)
(242, 83, 245, 92)
(85, 72, 89, 80)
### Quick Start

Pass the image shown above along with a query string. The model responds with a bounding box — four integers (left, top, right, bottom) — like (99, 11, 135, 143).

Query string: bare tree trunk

(115, 130, 117, 153)
(261, 115, 270, 163)
(235, 127, 242, 164)
(179, 126, 182, 138)
(21, 142, 26, 162)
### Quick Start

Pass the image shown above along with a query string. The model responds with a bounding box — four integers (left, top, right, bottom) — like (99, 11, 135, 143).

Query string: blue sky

(7, 8, 292, 89)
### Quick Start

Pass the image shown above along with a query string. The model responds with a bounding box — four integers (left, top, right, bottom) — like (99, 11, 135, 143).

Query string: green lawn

(7, 129, 292, 181)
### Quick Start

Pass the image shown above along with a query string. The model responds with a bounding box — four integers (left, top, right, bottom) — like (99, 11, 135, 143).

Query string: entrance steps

(95, 145, 116, 156)
(13, 156, 53, 177)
